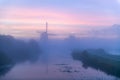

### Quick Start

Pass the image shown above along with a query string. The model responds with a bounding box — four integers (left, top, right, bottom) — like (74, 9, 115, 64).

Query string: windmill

(37, 22, 58, 41)
(36, 22, 49, 42)
(46, 22, 48, 33)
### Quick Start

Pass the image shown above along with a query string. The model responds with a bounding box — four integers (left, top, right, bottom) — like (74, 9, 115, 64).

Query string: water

(0, 50, 120, 80)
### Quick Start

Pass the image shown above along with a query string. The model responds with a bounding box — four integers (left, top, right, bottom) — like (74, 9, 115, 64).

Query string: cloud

(1, 6, 119, 26)
(1, 0, 120, 39)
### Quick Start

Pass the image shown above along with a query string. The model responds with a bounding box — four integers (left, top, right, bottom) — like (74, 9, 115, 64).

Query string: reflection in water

(1, 51, 119, 80)
(72, 49, 120, 78)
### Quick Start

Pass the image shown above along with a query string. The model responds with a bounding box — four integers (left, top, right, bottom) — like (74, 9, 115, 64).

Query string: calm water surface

(1, 50, 120, 80)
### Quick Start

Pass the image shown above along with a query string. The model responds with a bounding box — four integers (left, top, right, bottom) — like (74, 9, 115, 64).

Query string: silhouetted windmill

(37, 22, 48, 42)
(37, 22, 58, 41)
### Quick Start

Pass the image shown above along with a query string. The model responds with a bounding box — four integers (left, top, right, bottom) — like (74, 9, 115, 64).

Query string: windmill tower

(46, 22, 48, 33)
(40, 22, 48, 42)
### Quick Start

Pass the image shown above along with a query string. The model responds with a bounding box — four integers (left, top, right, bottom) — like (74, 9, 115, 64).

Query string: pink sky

(0, 5, 119, 39)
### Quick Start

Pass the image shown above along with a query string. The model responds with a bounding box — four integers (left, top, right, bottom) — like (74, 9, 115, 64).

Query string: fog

(0, 34, 120, 79)
(0, 35, 41, 64)
(0, 34, 119, 65)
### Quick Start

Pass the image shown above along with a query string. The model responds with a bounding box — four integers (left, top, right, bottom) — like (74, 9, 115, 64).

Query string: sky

(0, 0, 120, 39)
